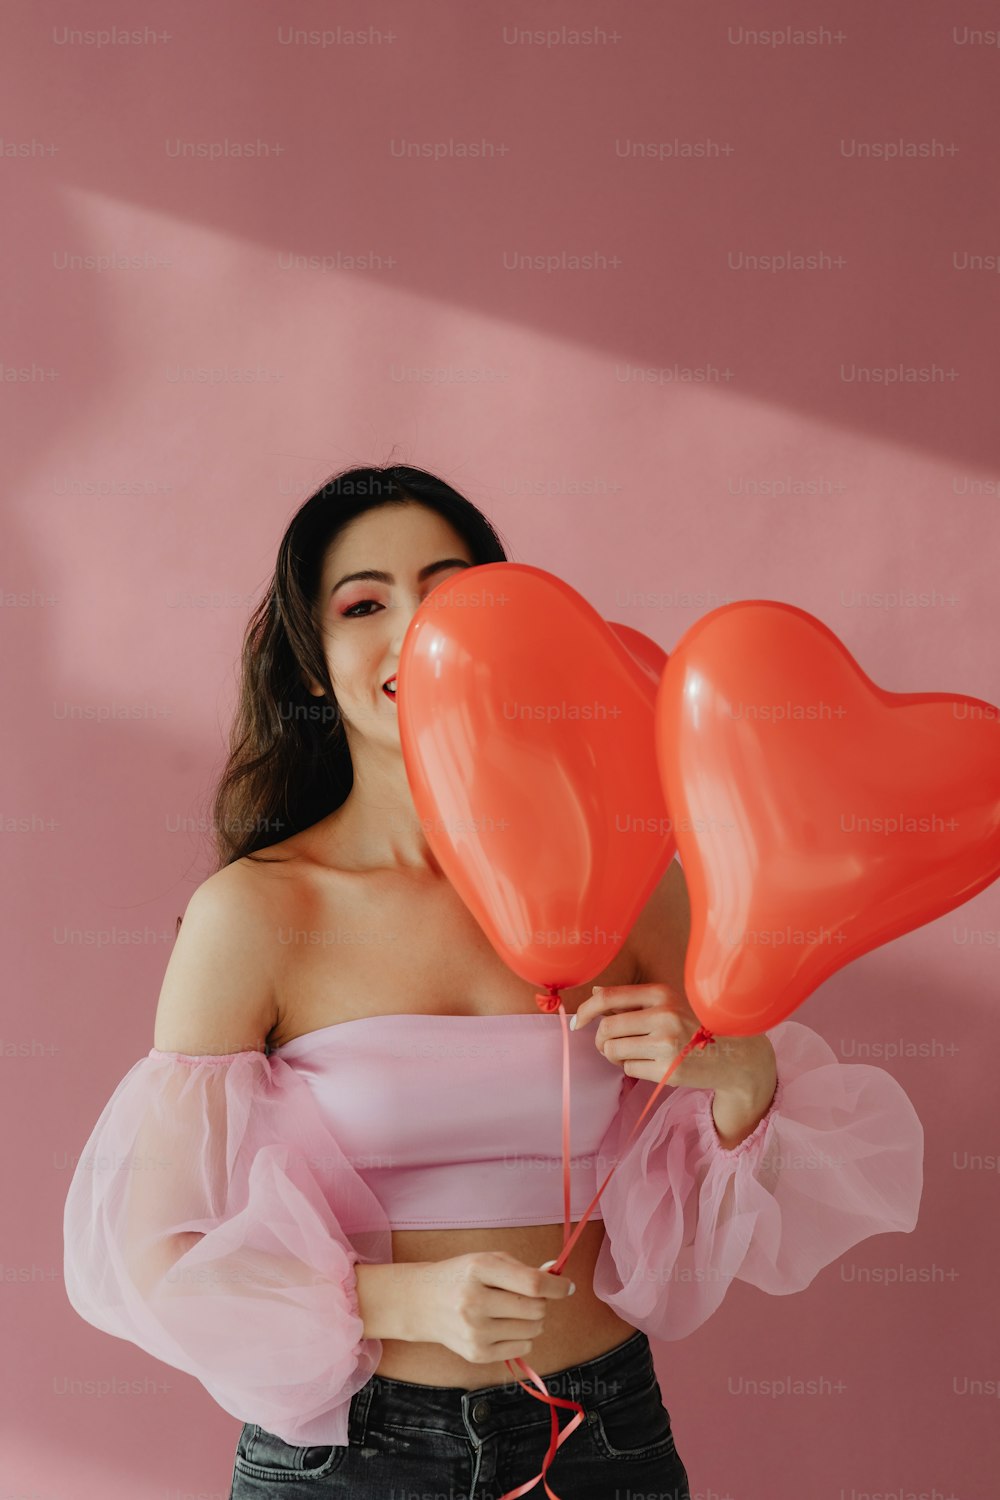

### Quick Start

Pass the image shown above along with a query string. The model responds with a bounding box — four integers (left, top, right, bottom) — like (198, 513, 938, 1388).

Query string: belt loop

(565, 1360, 585, 1413)
(349, 1377, 375, 1446)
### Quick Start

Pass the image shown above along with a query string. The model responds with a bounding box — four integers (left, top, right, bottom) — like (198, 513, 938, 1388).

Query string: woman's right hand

(404, 1251, 576, 1364)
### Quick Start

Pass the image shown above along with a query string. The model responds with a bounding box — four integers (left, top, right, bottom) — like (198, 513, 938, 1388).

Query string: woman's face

(310, 503, 476, 746)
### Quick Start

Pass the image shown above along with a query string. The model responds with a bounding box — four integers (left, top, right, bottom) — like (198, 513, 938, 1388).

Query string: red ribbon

(496, 984, 715, 1500)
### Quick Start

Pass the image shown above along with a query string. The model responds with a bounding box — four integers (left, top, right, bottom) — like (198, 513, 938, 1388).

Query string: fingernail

(569, 1015, 577, 1030)
(568, 1281, 576, 1295)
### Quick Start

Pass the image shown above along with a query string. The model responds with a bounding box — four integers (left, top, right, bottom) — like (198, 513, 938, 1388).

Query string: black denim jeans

(229, 1328, 692, 1499)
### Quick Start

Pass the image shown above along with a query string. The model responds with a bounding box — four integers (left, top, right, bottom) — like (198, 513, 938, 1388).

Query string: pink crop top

(62, 1015, 924, 1451)
(269, 1012, 626, 1229)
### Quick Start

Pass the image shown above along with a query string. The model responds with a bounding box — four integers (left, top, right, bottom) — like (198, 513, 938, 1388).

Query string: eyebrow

(329, 558, 472, 598)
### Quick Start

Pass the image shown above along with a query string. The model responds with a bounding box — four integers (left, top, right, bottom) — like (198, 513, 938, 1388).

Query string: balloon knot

(534, 988, 562, 1013)
(691, 1025, 715, 1050)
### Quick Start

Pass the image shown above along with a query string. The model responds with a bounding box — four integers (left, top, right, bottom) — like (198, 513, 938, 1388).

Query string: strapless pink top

(62, 1015, 924, 1451)
(269, 1011, 626, 1228)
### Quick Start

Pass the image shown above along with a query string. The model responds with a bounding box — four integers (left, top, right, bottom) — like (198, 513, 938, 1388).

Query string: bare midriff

(240, 820, 647, 1389)
(376, 1218, 637, 1388)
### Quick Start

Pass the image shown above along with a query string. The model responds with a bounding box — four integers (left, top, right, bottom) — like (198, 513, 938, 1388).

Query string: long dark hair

(209, 464, 511, 872)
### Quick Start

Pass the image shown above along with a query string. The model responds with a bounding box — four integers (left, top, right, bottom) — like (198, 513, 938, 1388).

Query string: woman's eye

(341, 576, 462, 619)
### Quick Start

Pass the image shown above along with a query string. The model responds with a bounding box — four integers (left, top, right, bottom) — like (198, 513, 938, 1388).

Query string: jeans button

(472, 1399, 491, 1422)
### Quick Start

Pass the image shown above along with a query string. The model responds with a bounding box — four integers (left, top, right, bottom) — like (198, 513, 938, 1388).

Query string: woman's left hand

(570, 981, 777, 1102)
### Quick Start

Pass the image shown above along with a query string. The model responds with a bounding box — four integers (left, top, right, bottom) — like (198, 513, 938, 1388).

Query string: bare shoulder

(152, 859, 285, 1057)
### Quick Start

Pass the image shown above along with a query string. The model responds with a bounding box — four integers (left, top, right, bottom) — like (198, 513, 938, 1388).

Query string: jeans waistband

(348, 1329, 656, 1445)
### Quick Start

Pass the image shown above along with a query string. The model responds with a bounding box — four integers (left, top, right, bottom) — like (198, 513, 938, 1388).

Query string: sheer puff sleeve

(62, 1047, 393, 1448)
(592, 1019, 925, 1340)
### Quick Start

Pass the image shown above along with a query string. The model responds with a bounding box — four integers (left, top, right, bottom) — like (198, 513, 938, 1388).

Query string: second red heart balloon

(655, 599, 1000, 1035)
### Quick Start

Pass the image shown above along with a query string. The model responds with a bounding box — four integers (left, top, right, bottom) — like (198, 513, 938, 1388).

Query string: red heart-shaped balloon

(397, 563, 675, 992)
(655, 600, 1000, 1035)
(607, 621, 668, 689)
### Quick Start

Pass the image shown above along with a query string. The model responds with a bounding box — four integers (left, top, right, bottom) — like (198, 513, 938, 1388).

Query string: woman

(63, 465, 924, 1499)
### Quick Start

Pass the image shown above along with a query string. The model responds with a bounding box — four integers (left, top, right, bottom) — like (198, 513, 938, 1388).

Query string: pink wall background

(4, 0, 998, 1495)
